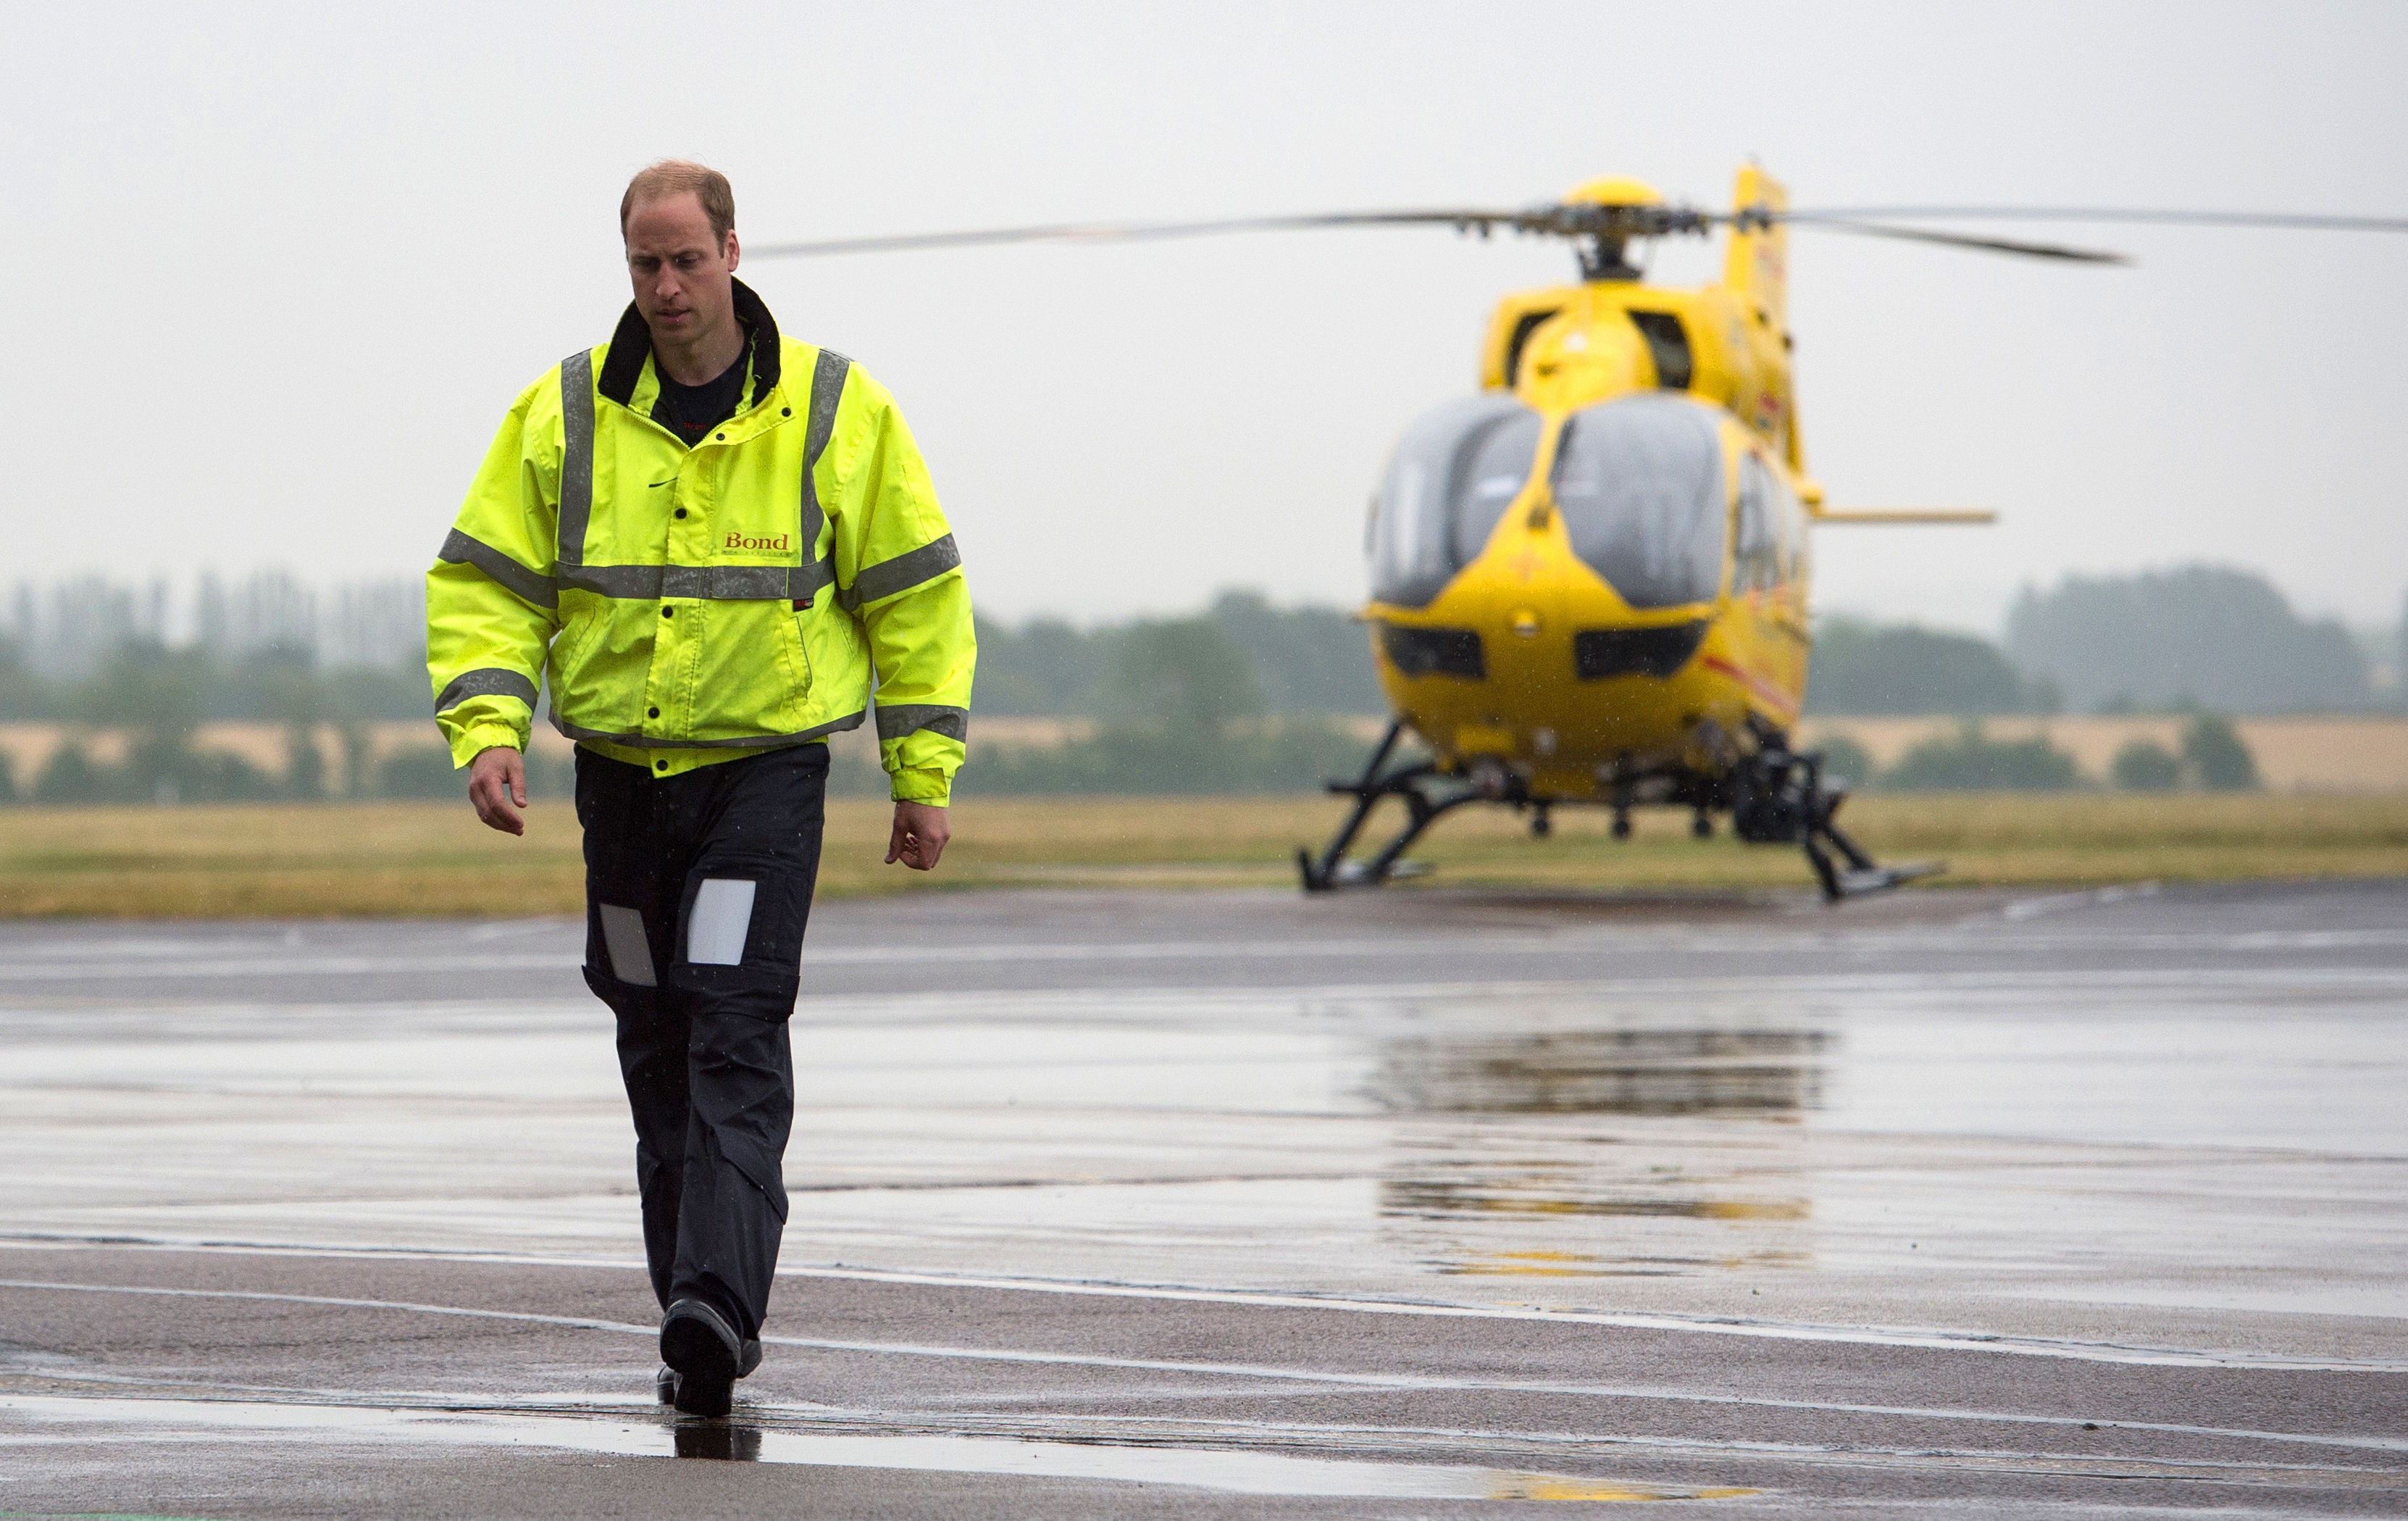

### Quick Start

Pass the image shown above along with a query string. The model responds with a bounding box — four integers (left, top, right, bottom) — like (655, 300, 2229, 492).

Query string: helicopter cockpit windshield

(1366, 395, 1542, 607)
(1548, 393, 1726, 609)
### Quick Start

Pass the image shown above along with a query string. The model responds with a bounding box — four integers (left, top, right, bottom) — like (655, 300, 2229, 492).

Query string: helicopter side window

(1734, 455, 1778, 593)
(1366, 395, 1540, 608)
(1503, 308, 1561, 389)
(1778, 472, 1810, 587)
(1625, 310, 1694, 391)
(1766, 467, 1807, 588)
(1549, 393, 1726, 609)
(1736, 454, 1808, 593)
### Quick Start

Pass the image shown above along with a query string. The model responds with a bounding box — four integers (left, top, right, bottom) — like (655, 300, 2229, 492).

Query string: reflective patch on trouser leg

(599, 904, 658, 988)
(686, 879, 757, 967)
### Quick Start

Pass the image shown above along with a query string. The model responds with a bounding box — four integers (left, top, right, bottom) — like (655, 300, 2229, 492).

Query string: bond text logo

(724, 531, 791, 553)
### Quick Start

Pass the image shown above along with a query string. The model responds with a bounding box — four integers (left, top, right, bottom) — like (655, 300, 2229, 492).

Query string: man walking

(426, 161, 974, 1416)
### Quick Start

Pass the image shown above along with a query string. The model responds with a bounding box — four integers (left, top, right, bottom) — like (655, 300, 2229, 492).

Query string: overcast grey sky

(8, 1, 2405, 632)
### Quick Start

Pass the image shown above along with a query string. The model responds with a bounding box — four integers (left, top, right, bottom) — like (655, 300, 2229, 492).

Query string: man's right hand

(467, 746, 527, 835)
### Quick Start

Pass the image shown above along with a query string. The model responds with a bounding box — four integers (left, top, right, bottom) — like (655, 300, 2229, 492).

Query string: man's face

(624, 193, 740, 349)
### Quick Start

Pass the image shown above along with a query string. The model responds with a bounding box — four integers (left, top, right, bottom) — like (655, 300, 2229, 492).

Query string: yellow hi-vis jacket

(427, 280, 975, 803)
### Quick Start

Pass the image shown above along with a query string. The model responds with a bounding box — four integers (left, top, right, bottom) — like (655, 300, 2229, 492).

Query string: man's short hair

(620, 160, 736, 244)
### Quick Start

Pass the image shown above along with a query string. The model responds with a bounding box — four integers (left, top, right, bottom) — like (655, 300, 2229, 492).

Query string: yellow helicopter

(756, 175, 2406, 898)
(1324, 166, 1986, 899)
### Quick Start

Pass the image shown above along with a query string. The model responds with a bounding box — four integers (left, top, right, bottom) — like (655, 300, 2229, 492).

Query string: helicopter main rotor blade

(748, 200, 2407, 263)
(1762, 205, 2408, 264)
(746, 209, 1534, 259)
(1781, 207, 2408, 234)
(1786, 218, 2131, 264)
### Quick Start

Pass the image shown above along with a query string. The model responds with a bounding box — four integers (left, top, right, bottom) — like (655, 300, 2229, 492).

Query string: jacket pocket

(546, 604, 605, 712)
(686, 601, 811, 739)
(788, 609, 816, 710)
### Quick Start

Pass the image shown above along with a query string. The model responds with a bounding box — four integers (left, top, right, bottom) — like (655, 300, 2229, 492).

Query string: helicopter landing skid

(1802, 827, 1944, 901)
(1298, 721, 1942, 901)
(1734, 734, 1943, 902)
(1297, 721, 1484, 892)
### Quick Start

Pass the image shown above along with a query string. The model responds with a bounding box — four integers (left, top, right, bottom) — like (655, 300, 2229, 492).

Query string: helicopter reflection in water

(1367, 1026, 1827, 1117)
(1365, 1022, 1824, 1278)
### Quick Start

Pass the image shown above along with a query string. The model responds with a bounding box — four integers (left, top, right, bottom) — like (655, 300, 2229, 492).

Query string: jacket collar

(597, 277, 782, 408)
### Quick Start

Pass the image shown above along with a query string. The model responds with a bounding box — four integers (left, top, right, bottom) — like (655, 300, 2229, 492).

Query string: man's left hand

(886, 801, 951, 870)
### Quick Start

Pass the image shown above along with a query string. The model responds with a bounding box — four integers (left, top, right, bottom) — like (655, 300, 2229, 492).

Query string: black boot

(655, 1338, 759, 1407)
(660, 1299, 743, 1417)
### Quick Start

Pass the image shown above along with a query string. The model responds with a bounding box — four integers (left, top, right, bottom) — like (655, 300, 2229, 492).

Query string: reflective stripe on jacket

(427, 280, 975, 803)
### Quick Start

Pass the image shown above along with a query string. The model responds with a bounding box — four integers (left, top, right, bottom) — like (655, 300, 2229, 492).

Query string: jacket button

(674, 507, 687, 519)
(715, 431, 727, 441)
(648, 706, 661, 718)
(655, 760, 667, 772)
(781, 407, 791, 417)
(661, 607, 674, 619)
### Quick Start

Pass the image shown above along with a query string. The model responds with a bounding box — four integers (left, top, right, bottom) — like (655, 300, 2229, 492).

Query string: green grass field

(2, 791, 2404, 917)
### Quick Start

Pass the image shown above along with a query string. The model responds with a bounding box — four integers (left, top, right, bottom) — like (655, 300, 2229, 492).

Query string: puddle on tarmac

(1368, 1029, 1827, 1117)
(1384, 1177, 1810, 1222)
(1437, 1249, 1813, 1280)
(1363, 1025, 1824, 1281)
(0, 1393, 1755, 1501)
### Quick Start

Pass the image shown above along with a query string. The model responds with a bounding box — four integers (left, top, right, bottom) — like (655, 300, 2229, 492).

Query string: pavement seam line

(3, 1278, 2401, 1456)
(4, 1246, 2398, 1372)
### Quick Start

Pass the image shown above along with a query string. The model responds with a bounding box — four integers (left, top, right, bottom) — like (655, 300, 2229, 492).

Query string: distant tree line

(1, 585, 1384, 726)
(7, 570, 425, 683)
(975, 589, 1384, 717)
(0, 638, 443, 805)
(0, 591, 1385, 804)
(0, 563, 2391, 804)
(1805, 620, 2060, 715)
(0, 640, 429, 725)
(943, 596, 1375, 794)
(1813, 713, 2260, 795)
(2006, 566, 2375, 714)
(2, 562, 2388, 726)
(1811, 564, 2392, 717)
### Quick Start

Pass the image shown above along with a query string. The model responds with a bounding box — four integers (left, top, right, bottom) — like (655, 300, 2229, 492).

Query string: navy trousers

(575, 743, 827, 1342)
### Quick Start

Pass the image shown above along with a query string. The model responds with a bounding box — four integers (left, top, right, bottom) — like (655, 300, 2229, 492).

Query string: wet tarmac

(1, 880, 2404, 1515)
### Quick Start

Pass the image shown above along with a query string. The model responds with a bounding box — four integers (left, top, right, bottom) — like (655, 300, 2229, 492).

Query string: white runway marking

(0, 1394, 1752, 1501)
(774, 1265, 2408, 1372)
(5, 1274, 2403, 1456)
(13, 1228, 2407, 1375)
(9, 1390, 2399, 1491)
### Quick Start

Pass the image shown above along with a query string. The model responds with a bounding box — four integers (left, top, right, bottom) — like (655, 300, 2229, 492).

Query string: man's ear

(722, 230, 741, 274)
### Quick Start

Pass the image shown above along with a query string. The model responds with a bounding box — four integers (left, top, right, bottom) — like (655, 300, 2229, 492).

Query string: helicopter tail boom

(1811, 508, 1999, 525)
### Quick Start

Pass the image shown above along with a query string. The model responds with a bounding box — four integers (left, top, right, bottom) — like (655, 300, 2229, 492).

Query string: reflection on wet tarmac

(6, 886, 2407, 1367)
(1367, 1028, 1827, 1116)
(1384, 1175, 1809, 1222)
(1367, 1025, 1823, 1280)
(1379, 1143, 1818, 1280)
(674, 1418, 764, 1460)
(1438, 1248, 1812, 1279)
(0, 1394, 1756, 1501)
